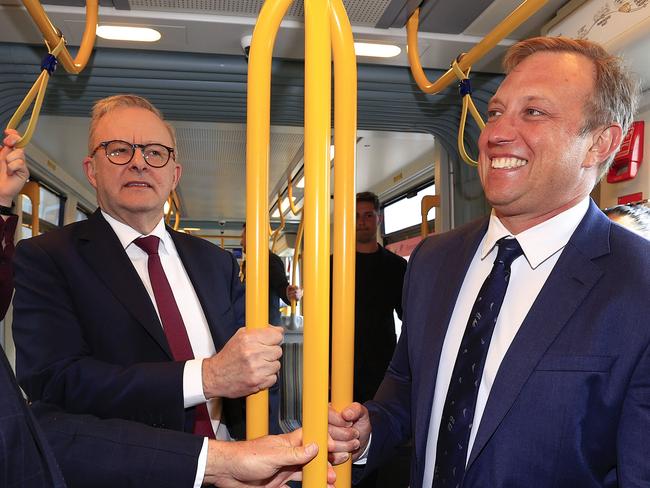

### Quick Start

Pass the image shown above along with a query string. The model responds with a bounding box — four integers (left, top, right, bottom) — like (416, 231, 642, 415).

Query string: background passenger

(351, 191, 407, 405)
(240, 222, 303, 326)
(604, 203, 650, 239)
(348, 191, 408, 488)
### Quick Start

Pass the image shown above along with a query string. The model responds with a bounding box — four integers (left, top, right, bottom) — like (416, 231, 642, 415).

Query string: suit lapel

(77, 210, 172, 358)
(467, 202, 610, 468)
(170, 230, 228, 349)
(415, 220, 488, 472)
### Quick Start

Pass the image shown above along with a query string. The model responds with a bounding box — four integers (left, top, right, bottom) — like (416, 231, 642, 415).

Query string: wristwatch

(0, 203, 15, 216)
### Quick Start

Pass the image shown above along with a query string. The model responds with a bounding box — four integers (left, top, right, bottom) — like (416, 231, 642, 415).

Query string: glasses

(91, 140, 175, 168)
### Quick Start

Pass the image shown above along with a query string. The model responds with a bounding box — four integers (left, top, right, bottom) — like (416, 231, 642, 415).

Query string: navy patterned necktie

(433, 237, 523, 488)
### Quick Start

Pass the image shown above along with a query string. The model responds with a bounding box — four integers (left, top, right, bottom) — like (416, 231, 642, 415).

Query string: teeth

(491, 157, 528, 169)
(127, 183, 149, 187)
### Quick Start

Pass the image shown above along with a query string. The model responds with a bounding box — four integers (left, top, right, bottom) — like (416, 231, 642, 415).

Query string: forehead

(357, 201, 377, 213)
(93, 106, 173, 146)
(495, 51, 596, 104)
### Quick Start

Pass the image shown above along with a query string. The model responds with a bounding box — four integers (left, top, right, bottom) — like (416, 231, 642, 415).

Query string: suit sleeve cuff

(183, 359, 208, 408)
(192, 438, 209, 488)
(353, 433, 372, 465)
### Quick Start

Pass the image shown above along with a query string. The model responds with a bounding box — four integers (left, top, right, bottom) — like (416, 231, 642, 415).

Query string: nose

(484, 113, 517, 146)
(129, 147, 148, 170)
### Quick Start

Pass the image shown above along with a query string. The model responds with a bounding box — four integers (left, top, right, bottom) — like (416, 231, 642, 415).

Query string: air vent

(127, 0, 392, 26)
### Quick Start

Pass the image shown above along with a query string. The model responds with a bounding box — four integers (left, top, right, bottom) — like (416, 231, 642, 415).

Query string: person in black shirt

(353, 192, 407, 403)
(240, 223, 302, 325)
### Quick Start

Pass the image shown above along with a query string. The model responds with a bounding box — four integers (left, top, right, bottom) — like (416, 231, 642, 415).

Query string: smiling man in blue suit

(329, 37, 649, 487)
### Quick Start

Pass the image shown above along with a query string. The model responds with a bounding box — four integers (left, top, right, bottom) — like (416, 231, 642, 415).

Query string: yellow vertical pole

(330, 0, 356, 486)
(302, 0, 332, 485)
(245, 0, 294, 440)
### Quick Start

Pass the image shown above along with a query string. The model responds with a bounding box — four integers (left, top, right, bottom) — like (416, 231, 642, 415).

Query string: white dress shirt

(421, 198, 590, 487)
(103, 211, 232, 487)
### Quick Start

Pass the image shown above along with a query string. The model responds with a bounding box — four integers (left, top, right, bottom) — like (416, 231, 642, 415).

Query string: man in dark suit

(1, 127, 331, 487)
(9, 95, 293, 482)
(329, 37, 649, 487)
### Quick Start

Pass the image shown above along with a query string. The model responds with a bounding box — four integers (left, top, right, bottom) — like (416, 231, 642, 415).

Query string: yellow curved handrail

(247, 3, 356, 484)
(330, 0, 357, 485)
(407, 0, 546, 167)
(406, 0, 548, 94)
(7, 0, 98, 148)
(165, 195, 174, 225)
(420, 194, 440, 238)
(172, 208, 181, 231)
(22, 0, 98, 74)
(7, 38, 65, 148)
(270, 191, 286, 253)
(287, 174, 304, 216)
(245, 0, 294, 440)
(290, 212, 305, 317)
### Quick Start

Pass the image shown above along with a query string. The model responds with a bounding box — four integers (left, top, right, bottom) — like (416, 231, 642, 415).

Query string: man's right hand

(202, 326, 283, 399)
(203, 429, 335, 488)
(0, 129, 30, 208)
(328, 402, 372, 465)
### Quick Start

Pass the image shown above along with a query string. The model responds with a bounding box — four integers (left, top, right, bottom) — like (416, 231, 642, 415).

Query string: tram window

(75, 207, 89, 222)
(382, 183, 436, 235)
(20, 184, 64, 237)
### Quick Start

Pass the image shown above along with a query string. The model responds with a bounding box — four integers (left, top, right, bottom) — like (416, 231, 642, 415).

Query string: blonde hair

(88, 94, 177, 155)
(503, 37, 640, 173)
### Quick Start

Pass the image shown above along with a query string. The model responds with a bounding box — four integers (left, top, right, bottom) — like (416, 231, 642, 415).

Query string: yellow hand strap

(6, 37, 66, 148)
(451, 58, 486, 167)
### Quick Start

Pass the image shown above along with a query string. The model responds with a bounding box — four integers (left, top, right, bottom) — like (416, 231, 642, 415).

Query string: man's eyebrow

(488, 95, 552, 106)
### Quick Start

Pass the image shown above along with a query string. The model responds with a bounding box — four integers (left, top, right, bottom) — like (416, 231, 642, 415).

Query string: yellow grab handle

(245, 0, 295, 440)
(6, 37, 65, 148)
(287, 174, 304, 215)
(450, 60, 485, 166)
(22, 0, 98, 74)
(406, 0, 548, 94)
(330, 0, 357, 485)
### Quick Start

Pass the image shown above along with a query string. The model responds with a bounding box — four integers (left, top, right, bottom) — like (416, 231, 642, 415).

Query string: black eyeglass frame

(90, 140, 176, 168)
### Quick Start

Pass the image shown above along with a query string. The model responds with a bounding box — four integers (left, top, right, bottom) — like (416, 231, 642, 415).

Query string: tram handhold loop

(6, 36, 66, 148)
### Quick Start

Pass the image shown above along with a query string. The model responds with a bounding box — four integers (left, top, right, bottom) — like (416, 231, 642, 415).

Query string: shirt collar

(101, 211, 172, 254)
(481, 198, 590, 269)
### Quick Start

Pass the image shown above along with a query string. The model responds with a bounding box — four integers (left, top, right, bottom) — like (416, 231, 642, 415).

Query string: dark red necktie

(134, 235, 215, 439)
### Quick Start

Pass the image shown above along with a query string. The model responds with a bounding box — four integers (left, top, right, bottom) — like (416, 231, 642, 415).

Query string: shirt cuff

(353, 433, 372, 465)
(183, 359, 208, 408)
(192, 438, 209, 488)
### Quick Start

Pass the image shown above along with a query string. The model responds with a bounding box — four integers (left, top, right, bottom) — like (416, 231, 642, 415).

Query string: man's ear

(583, 124, 624, 169)
(171, 162, 182, 190)
(82, 156, 98, 190)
